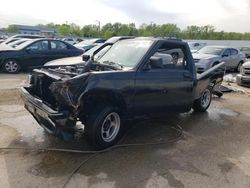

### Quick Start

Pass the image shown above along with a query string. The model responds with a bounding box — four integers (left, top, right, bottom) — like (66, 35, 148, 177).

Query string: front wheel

(3, 59, 20, 73)
(193, 89, 212, 112)
(84, 105, 124, 149)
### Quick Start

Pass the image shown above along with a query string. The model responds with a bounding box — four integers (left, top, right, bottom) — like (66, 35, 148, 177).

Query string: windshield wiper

(102, 60, 124, 69)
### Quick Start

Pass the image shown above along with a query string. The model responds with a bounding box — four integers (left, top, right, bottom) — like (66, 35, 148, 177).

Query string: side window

(26, 41, 49, 51)
(51, 41, 68, 50)
(223, 49, 230, 56)
(149, 43, 188, 70)
(230, 48, 238, 55)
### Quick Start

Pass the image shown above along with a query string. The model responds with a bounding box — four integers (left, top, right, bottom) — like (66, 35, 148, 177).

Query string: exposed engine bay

(44, 61, 122, 78)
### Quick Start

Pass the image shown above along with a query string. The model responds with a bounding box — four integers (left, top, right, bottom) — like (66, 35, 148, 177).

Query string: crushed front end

(20, 67, 89, 141)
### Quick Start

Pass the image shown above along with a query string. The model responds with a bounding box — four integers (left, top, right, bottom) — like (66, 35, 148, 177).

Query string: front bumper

(236, 74, 250, 87)
(20, 87, 74, 134)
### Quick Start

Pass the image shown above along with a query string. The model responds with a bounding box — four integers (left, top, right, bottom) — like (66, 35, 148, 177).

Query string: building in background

(10, 25, 56, 37)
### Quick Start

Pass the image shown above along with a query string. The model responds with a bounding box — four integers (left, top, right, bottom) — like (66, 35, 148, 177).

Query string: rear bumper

(20, 87, 74, 134)
(236, 74, 250, 87)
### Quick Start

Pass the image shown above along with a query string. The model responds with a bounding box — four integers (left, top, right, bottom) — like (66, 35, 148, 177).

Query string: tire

(84, 105, 124, 149)
(3, 59, 20, 73)
(236, 61, 243, 72)
(193, 88, 212, 112)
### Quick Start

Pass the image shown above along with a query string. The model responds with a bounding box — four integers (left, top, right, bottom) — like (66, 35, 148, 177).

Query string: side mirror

(148, 56, 163, 69)
(82, 54, 90, 62)
(222, 54, 229, 57)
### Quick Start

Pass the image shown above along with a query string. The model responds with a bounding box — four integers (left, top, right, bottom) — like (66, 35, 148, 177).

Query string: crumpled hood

(44, 56, 85, 66)
(193, 53, 219, 60)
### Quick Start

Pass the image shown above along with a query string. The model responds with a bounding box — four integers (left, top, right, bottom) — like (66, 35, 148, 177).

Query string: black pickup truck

(20, 38, 225, 148)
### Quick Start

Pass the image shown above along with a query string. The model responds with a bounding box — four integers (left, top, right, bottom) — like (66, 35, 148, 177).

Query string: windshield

(98, 40, 153, 67)
(198, 46, 223, 55)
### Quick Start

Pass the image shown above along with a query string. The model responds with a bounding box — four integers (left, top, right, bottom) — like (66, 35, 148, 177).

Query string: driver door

(133, 42, 194, 117)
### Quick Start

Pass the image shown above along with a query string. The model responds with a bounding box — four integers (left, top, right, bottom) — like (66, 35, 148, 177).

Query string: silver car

(236, 60, 250, 86)
(193, 46, 245, 73)
(239, 47, 250, 59)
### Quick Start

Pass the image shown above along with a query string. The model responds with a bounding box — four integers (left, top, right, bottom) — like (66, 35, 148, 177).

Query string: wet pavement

(0, 73, 250, 188)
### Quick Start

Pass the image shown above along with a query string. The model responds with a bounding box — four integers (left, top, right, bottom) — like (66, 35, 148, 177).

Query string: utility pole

(96, 20, 101, 37)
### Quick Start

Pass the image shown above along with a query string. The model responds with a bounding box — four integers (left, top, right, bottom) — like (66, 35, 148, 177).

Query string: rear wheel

(3, 59, 20, 73)
(193, 88, 212, 112)
(84, 105, 124, 149)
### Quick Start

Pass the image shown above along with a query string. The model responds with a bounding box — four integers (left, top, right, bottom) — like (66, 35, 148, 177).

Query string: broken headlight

(49, 73, 90, 109)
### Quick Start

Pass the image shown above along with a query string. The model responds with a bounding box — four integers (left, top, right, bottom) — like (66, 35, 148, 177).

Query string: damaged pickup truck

(21, 38, 225, 149)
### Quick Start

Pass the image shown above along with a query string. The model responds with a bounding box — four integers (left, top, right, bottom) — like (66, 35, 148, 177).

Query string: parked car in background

(62, 38, 78, 45)
(75, 38, 84, 43)
(8, 34, 45, 39)
(8, 38, 31, 48)
(239, 47, 250, 59)
(74, 38, 106, 51)
(188, 42, 207, 53)
(0, 39, 83, 73)
(193, 46, 245, 73)
(1, 34, 44, 46)
(236, 60, 250, 86)
(44, 36, 134, 67)
(0, 38, 22, 46)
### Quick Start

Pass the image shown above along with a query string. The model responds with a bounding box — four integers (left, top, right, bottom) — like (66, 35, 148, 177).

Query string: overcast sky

(0, 0, 249, 32)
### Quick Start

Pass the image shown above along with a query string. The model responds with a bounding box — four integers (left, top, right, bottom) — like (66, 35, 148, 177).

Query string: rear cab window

(150, 42, 189, 70)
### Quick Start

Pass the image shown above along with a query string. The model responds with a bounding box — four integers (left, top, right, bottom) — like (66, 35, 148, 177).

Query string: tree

(6, 25, 18, 33)
(16, 22, 250, 40)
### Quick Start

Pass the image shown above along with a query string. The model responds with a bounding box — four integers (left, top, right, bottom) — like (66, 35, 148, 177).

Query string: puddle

(0, 114, 44, 140)
(207, 105, 239, 120)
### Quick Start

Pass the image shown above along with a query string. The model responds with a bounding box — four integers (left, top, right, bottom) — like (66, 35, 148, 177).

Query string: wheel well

(3, 58, 19, 63)
(78, 91, 127, 121)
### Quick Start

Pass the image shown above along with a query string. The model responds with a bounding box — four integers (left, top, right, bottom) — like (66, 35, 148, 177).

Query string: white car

(62, 38, 77, 45)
